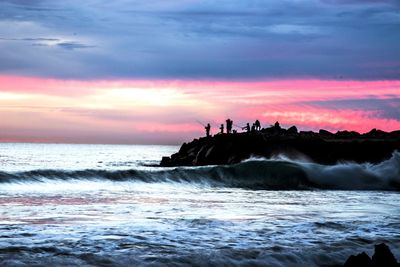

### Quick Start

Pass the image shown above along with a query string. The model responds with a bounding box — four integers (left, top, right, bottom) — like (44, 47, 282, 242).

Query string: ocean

(0, 143, 399, 267)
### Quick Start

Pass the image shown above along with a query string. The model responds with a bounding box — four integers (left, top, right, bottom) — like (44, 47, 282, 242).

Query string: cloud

(321, 0, 399, 6)
(0, 37, 59, 41)
(0, 0, 399, 79)
(56, 42, 96, 50)
(0, 37, 94, 50)
(1, 77, 400, 143)
(305, 97, 400, 120)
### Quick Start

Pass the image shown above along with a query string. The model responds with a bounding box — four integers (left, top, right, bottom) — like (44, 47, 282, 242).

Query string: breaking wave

(0, 152, 399, 191)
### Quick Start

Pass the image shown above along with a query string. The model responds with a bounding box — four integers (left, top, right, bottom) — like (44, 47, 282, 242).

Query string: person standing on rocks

(219, 124, 224, 134)
(242, 123, 250, 133)
(205, 123, 211, 137)
(255, 120, 261, 131)
(226, 119, 233, 134)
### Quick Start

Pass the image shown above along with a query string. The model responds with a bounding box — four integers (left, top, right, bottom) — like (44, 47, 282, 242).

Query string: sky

(0, 0, 399, 144)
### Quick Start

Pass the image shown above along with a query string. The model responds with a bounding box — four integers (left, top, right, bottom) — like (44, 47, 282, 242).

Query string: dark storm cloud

(0, 0, 399, 79)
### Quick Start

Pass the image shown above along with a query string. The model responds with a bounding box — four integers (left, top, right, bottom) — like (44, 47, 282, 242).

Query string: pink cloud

(1, 75, 399, 98)
(0, 75, 399, 144)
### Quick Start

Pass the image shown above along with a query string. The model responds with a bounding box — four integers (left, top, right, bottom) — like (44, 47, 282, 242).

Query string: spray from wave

(0, 152, 399, 191)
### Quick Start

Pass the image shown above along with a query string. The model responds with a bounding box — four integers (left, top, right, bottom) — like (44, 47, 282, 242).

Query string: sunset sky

(0, 0, 399, 144)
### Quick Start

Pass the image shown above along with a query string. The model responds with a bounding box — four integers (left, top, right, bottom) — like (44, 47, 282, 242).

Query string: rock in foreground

(344, 243, 400, 267)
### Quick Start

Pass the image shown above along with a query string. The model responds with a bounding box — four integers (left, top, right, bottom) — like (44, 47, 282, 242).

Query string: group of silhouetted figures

(205, 119, 280, 137)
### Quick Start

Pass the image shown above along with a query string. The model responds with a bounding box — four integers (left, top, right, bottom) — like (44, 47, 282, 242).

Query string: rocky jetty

(344, 243, 400, 267)
(160, 126, 400, 167)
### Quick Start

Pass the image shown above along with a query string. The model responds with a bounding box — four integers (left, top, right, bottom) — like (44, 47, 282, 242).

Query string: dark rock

(390, 130, 400, 137)
(262, 127, 280, 136)
(319, 129, 334, 137)
(178, 142, 188, 153)
(372, 243, 399, 267)
(160, 126, 400, 167)
(160, 156, 171, 167)
(343, 243, 400, 267)
(299, 131, 317, 138)
(287, 126, 298, 134)
(336, 130, 361, 138)
(364, 128, 389, 139)
(344, 252, 372, 267)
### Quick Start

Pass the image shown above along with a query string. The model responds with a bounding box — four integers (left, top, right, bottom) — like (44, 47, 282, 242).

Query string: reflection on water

(1, 181, 399, 267)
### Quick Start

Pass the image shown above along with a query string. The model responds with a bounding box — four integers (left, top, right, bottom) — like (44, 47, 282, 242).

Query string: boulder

(287, 126, 298, 134)
(364, 128, 389, 139)
(335, 130, 360, 138)
(372, 243, 399, 267)
(319, 129, 334, 137)
(344, 252, 371, 267)
(390, 130, 400, 138)
(343, 243, 399, 267)
(160, 156, 171, 166)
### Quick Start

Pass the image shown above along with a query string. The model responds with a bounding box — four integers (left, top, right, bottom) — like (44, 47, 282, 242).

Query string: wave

(0, 152, 399, 191)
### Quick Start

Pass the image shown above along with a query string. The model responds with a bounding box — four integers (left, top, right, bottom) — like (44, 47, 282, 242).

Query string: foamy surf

(0, 151, 399, 191)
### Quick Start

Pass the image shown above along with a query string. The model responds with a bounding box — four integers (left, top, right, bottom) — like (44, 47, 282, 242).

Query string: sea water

(0, 143, 399, 266)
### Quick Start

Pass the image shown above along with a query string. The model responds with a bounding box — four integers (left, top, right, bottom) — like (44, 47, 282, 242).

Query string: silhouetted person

(251, 123, 256, 133)
(242, 123, 250, 133)
(274, 121, 281, 129)
(255, 120, 261, 131)
(205, 123, 211, 137)
(220, 124, 224, 134)
(226, 119, 233, 134)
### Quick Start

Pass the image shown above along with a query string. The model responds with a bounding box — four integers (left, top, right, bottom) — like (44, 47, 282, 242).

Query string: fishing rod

(233, 123, 243, 128)
(197, 120, 219, 127)
(234, 123, 246, 128)
(196, 120, 207, 127)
